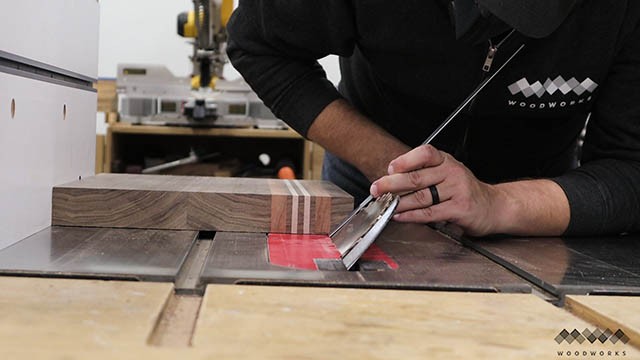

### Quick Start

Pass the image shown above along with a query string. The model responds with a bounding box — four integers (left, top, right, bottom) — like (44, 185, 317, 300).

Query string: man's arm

(227, 1, 356, 137)
(308, 99, 410, 182)
(491, 180, 569, 236)
(551, 11, 640, 236)
(228, 2, 409, 182)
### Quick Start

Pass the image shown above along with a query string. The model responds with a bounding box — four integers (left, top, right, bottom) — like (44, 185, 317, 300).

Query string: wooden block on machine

(95, 79, 117, 113)
(52, 173, 353, 234)
(566, 295, 640, 348)
(0, 277, 172, 357)
(193, 285, 638, 359)
(95, 134, 105, 173)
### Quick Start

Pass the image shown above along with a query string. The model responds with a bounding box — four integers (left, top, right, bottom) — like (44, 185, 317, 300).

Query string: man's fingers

(371, 167, 446, 197)
(393, 201, 457, 224)
(395, 181, 453, 213)
(388, 145, 445, 174)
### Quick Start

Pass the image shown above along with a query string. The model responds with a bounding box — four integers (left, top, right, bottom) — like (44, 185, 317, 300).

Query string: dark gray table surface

(201, 222, 532, 293)
(467, 235, 640, 296)
(0, 226, 198, 281)
(4, 223, 636, 297)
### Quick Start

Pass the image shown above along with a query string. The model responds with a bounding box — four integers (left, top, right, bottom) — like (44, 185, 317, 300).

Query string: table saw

(1, 173, 639, 358)
(2, 0, 639, 357)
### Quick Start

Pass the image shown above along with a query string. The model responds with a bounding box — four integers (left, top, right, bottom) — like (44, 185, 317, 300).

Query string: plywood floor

(193, 285, 639, 359)
(0, 277, 173, 358)
(1, 278, 638, 359)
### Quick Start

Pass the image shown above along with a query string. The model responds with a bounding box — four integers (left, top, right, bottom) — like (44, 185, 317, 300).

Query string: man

(227, 0, 640, 237)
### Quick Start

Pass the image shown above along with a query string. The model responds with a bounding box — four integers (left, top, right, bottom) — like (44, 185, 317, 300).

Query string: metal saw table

(2, 222, 639, 296)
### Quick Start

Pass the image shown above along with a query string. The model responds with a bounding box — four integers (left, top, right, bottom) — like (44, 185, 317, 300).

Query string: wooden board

(96, 79, 117, 113)
(96, 134, 105, 173)
(109, 122, 302, 138)
(52, 173, 353, 234)
(303, 141, 325, 180)
(566, 295, 640, 348)
(193, 285, 638, 359)
(0, 277, 173, 358)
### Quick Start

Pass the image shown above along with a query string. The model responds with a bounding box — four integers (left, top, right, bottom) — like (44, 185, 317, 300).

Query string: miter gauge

(332, 43, 526, 270)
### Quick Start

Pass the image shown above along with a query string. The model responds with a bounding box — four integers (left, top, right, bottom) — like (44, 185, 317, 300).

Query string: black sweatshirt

(227, 0, 640, 236)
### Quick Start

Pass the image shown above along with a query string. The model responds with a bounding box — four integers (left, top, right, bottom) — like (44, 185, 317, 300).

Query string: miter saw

(177, 0, 232, 91)
(116, 0, 284, 129)
(177, 0, 283, 127)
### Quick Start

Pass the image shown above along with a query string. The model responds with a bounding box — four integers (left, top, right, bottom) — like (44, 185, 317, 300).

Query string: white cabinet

(0, 0, 98, 250)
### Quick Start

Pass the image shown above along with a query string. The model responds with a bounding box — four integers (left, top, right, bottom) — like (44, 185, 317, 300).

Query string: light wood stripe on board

(292, 180, 312, 234)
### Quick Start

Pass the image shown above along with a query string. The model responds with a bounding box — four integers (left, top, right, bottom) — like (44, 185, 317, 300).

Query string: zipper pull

(482, 44, 497, 72)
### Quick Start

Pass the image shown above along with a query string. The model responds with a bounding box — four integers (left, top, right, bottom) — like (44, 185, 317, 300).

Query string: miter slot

(148, 292, 203, 347)
(174, 231, 216, 295)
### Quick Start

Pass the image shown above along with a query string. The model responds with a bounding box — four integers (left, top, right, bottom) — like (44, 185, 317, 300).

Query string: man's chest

(352, 0, 620, 119)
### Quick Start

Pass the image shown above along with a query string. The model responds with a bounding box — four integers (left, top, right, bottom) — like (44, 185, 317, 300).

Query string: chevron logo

(555, 328, 629, 345)
(508, 76, 598, 98)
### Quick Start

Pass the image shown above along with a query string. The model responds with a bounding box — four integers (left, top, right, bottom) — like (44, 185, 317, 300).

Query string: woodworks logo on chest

(506, 76, 598, 110)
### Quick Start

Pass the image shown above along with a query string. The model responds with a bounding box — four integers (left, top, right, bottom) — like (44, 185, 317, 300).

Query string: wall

(98, 0, 341, 85)
(99, 0, 193, 78)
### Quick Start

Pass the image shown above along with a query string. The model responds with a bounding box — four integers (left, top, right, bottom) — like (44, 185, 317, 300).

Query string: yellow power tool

(177, 0, 234, 89)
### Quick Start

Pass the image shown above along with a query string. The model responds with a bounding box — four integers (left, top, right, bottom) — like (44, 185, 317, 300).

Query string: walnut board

(566, 295, 640, 348)
(193, 285, 638, 359)
(52, 173, 353, 234)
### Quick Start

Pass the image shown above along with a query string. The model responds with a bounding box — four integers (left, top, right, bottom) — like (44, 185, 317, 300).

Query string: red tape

(268, 233, 398, 270)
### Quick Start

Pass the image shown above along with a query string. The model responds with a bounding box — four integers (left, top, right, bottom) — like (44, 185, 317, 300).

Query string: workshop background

(1, 1, 639, 359)
(95, 0, 341, 182)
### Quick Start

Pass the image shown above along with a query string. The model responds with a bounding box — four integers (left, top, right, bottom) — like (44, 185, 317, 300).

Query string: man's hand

(369, 144, 499, 236)
(370, 144, 571, 237)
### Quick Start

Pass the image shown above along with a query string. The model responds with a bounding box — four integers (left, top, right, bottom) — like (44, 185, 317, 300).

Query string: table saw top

(1, 222, 639, 296)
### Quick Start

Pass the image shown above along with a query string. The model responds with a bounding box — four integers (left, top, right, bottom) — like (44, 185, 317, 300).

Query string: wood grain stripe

(306, 181, 331, 233)
(268, 180, 288, 233)
(283, 180, 299, 234)
(292, 180, 311, 234)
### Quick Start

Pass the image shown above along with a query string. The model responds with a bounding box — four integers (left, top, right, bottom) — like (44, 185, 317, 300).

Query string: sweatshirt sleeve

(553, 15, 640, 236)
(226, 1, 357, 136)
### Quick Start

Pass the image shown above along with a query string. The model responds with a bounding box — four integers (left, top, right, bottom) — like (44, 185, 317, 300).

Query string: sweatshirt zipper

(467, 29, 517, 113)
(482, 40, 498, 72)
(457, 29, 517, 160)
(482, 29, 515, 74)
